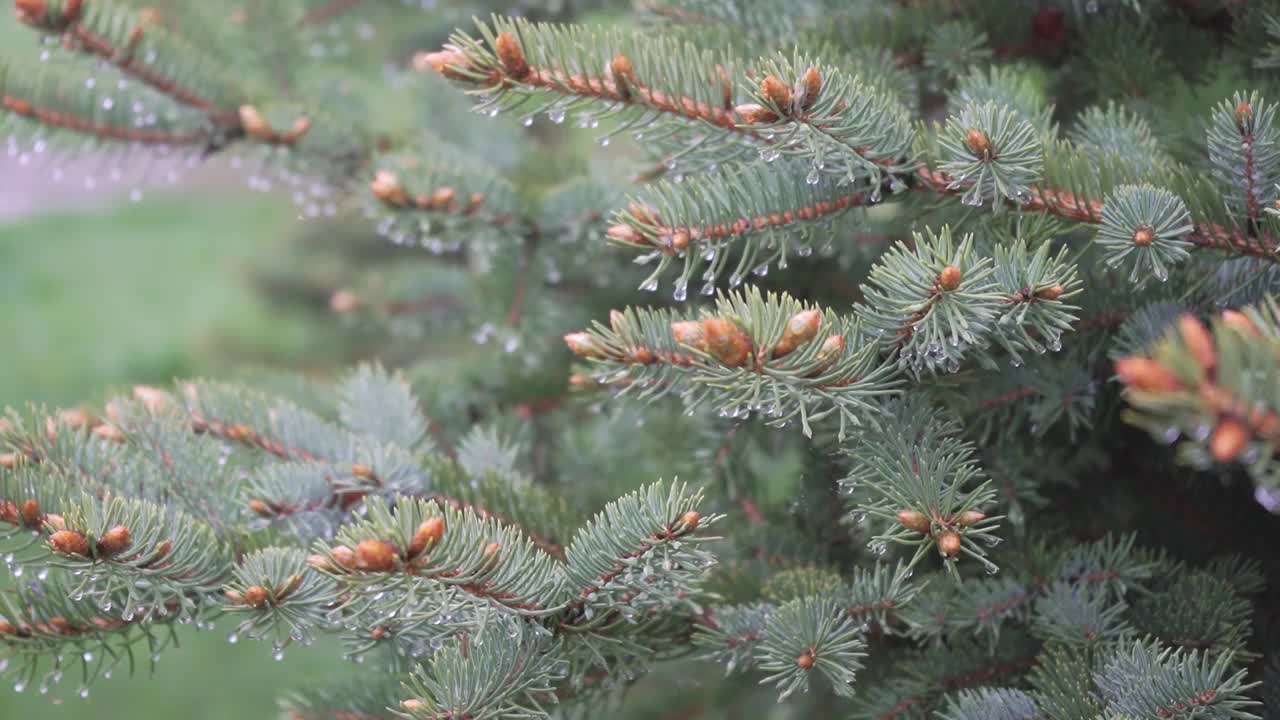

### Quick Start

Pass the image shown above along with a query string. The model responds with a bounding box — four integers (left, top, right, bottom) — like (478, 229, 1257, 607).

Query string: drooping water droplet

(547, 109, 566, 124)
(806, 168, 820, 185)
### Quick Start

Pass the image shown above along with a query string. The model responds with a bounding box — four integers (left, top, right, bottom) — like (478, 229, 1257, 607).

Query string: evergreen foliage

(2, 0, 1280, 718)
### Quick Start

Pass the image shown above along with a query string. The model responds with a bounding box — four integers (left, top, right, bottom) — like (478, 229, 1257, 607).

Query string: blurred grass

(0, 192, 351, 718)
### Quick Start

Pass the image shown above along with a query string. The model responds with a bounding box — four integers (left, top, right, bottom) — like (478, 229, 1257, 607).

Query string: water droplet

(227, 632, 239, 644)
(79, 686, 90, 699)
(521, 115, 534, 127)
(14, 681, 25, 693)
(806, 168, 820, 185)
(1160, 426, 1181, 444)
(547, 109, 566, 124)
(82, 652, 94, 663)
(673, 282, 687, 301)
(597, 135, 610, 147)
(273, 648, 285, 661)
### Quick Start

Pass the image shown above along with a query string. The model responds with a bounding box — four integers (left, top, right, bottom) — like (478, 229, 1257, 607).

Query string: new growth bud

(773, 309, 822, 359)
(494, 32, 530, 80)
(938, 265, 962, 291)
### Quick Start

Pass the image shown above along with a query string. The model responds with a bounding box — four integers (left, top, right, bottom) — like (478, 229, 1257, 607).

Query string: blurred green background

(0, 141, 363, 719)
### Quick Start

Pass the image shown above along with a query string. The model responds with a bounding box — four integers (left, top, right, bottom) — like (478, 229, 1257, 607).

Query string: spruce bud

(494, 32, 530, 80)
(1236, 100, 1253, 127)
(408, 516, 445, 558)
(355, 539, 398, 572)
(773, 309, 822, 359)
(241, 585, 269, 608)
(955, 510, 986, 527)
(671, 320, 708, 352)
(735, 103, 778, 124)
(1035, 284, 1065, 300)
(50, 530, 90, 557)
(800, 67, 821, 110)
(937, 530, 962, 557)
(1210, 418, 1249, 462)
(896, 510, 929, 534)
(329, 289, 360, 314)
(564, 332, 607, 359)
(938, 265, 962, 291)
(965, 128, 991, 158)
(14, 0, 47, 25)
(483, 542, 501, 559)
(759, 75, 792, 111)
(1221, 309, 1259, 338)
(96, 525, 132, 557)
(607, 223, 646, 247)
(0, 452, 17, 469)
(796, 650, 815, 669)
(702, 317, 752, 368)
(810, 334, 845, 375)
(238, 105, 274, 142)
(20, 499, 41, 528)
(330, 545, 356, 569)
(1178, 314, 1217, 374)
(678, 510, 701, 531)
(413, 49, 469, 78)
(1114, 357, 1183, 393)
(371, 170, 409, 207)
(611, 54, 634, 97)
(1132, 225, 1155, 247)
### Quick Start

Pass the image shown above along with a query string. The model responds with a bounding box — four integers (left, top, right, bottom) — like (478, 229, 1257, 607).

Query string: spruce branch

(937, 687, 1039, 720)
(564, 287, 900, 439)
(1093, 639, 1261, 719)
(609, 159, 877, 292)
(14, 0, 244, 128)
(1207, 93, 1280, 226)
(755, 595, 864, 700)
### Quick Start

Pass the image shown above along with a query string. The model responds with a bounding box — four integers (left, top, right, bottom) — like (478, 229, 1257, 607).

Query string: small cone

(1210, 418, 1249, 462)
(1115, 357, 1183, 393)
(800, 67, 821, 110)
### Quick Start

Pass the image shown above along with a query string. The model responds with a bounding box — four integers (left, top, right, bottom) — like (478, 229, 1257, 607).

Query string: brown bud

(568, 373, 595, 390)
(371, 625, 388, 641)
(97, 525, 132, 557)
(800, 67, 821, 110)
(678, 510, 701, 531)
(0, 621, 15, 635)
(564, 332, 608, 359)
(611, 54, 634, 97)
(43, 513, 65, 532)
(352, 463, 375, 480)
(671, 320, 708, 352)
(1210, 418, 1250, 462)
(20, 499, 41, 528)
(670, 230, 691, 251)
(702, 317, 752, 368)
(280, 116, 311, 144)
(938, 265, 963, 291)
(1221, 309, 1260, 338)
(13, 0, 47, 25)
(1236, 101, 1253, 127)
(610, 310, 629, 335)
(1035, 284, 1065, 300)
(371, 170, 409, 207)
(408, 516, 445, 558)
(1132, 225, 1155, 247)
(329, 289, 360, 314)
(238, 105, 274, 142)
(483, 542, 501, 559)
(93, 423, 125, 442)
(330, 545, 356, 569)
(734, 102, 778, 124)
(0, 453, 17, 469)
(937, 530, 963, 557)
(606, 223, 646, 247)
(413, 49, 469, 78)
(133, 385, 168, 413)
(773, 309, 822, 359)
(811, 334, 845, 375)
(796, 650, 815, 670)
(276, 574, 303, 600)
(1115, 357, 1183, 393)
(241, 585, 269, 608)
(63, 0, 81, 22)
(49, 530, 90, 557)
(955, 510, 986, 527)
(147, 540, 172, 566)
(0, 500, 17, 524)
(401, 699, 426, 712)
(896, 510, 930, 534)
(494, 32, 530, 80)
(48, 616, 71, 634)
(248, 499, 274, 517)
(760, 75, 792, 111)
(965, 128, 991, 157)
(59, 408, 93, 431)
(430, 187, 456, 211)
(355, 539, 398, 572)
(306, 553, 331, 571)
(1178, 314, 1217, 374)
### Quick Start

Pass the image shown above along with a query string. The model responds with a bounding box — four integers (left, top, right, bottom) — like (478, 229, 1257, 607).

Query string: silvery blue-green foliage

(938, 101, 1044, 209)
(1094, 640, 1260, 719)
(1207, 92, 1280, 224)
(1095, 184, 1195, 284)
(938, 687, 1040, 720)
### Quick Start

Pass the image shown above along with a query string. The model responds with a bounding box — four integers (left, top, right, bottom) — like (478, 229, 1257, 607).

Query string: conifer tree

(2, 1, 1280, 718)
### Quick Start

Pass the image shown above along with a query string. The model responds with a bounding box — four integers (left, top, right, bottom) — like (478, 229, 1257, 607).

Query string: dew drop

(547, 109, 566, 124)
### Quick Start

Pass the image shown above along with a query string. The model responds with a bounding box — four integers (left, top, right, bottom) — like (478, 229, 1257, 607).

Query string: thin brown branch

(2, 94, 210, 146)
